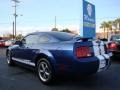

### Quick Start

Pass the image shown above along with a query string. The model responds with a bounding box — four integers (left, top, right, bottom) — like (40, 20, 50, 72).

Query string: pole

(55, 16, 56, 28)
(14, 2, 17, 39)
(13, 21, 14, 39)
(12, 0, 20, 39)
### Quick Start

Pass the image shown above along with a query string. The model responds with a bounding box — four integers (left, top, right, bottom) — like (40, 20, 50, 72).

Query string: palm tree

(100, 21, 110, 38)
(115, 18, 120, 31)
(105, 22, 110, 38)
(113, 20, 118, 34)
(100, 22, 107, 38)
(108, 21, 113, 35)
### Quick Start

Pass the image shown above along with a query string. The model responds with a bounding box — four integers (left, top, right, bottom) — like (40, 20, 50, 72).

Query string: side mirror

(15, 41, 22, 45)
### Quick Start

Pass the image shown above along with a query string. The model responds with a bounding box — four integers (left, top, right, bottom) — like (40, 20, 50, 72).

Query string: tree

(100, 22, 107, 38)
(16, 34, 23, 40)
(100, 18, 120, 38)
(60, 28, 72, 33)
(108, 21, 113, 35)
(51, 28, 58, 31)
(113, 20, 118, 34)
(115, 18, 120, 31)
(100, 21, 110, 38)
(105, 22, 110, 38)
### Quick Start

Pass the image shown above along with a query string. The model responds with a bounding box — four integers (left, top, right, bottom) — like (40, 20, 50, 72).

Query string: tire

(37, 58, 54, 85)
(6, 51, 14, 66)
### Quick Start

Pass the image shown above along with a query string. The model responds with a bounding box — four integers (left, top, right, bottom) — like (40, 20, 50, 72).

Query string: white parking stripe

(12, 57, 35, 66)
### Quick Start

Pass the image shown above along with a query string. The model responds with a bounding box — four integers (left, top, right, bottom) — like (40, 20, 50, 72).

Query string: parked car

(5, 40, 15, 47)
(0, 40, 5, 47)
(6, 31, 111, 85)
(107, 34, 120, 57)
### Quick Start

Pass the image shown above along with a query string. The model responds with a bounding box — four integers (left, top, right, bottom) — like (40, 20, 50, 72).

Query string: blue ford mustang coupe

(6, 31, 111, 84)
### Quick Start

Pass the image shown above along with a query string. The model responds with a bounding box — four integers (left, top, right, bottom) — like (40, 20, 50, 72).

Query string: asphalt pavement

(0, 48, 120, 90)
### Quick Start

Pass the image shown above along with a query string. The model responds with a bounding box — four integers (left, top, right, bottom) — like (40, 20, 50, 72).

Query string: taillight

(76, 46, 91, 58)
(107, 42, 117, 50)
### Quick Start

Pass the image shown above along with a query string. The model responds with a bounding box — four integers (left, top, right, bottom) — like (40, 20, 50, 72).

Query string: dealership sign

(80, 0, 96, 38)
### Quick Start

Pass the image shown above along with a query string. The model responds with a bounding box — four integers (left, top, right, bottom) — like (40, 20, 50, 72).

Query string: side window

(38, 35, 50, 43)
(22, 35, 39, 44)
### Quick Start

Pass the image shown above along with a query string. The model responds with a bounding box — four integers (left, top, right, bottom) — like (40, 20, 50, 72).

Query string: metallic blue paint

(7, 32, 110, 76)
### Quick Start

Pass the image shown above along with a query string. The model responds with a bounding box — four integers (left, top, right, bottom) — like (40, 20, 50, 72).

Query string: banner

(80, 0, 96, 38)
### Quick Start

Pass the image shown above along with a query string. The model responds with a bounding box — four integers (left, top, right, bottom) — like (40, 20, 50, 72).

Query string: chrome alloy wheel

(6, 51, 14, 66)
(7, 51, 11, 64)
(38, 61, 51, 82)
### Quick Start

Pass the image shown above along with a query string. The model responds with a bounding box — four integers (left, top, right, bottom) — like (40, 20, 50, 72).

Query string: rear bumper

(55, 54, 111, 75)
(108, 50, 120, 58)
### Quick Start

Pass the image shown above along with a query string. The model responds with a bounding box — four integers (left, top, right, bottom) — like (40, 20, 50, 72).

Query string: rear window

(111, 35, 120, 41)
(48, 32, 75, 41)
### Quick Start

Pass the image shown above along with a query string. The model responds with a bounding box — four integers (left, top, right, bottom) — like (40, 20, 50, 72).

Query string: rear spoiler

(74, 37, 93, 42)
(81, 38, 93, 42)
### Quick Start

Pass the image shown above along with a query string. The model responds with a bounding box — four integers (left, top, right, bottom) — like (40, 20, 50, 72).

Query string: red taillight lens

(76, 46, 91, 58)
(108, 42, 117, 50)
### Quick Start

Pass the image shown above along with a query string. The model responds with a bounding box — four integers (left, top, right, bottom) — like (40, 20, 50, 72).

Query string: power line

(0, 22, 12, 24)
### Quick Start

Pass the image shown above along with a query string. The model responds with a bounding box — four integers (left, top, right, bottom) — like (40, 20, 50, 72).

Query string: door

(12, 34, 40, 66)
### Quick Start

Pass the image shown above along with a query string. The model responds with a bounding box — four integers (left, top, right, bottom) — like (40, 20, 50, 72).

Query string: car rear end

(74, 40, 110, 73)
(107, 34, 120, 57)
(54, 39, 111, 75)
(107, 41, 120, 57)
(72, 41, 99, 75)
(5, 40, 15, 47)
(0, 40, 5, 47)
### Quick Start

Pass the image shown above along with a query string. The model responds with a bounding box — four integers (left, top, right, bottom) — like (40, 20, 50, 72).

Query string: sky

(0, 0, 120, 36)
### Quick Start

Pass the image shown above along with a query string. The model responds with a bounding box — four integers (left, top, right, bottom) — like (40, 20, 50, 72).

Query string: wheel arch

(34, 53, 56, 72)
(6, 49, 10, 56)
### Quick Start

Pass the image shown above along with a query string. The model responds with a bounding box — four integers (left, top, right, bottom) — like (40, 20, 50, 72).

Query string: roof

(29, 31, 70, 35)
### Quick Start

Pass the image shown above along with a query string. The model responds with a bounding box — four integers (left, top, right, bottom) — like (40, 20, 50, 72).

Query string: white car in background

(5, 40, 15, 47)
